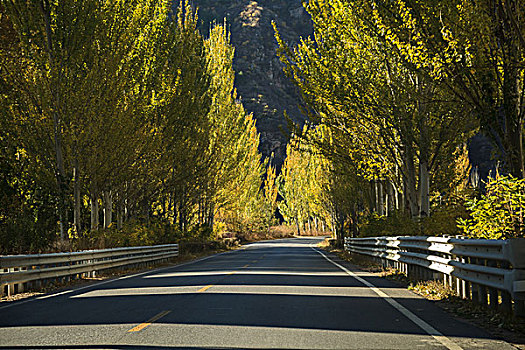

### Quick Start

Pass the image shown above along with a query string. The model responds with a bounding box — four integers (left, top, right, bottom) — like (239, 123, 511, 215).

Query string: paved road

(0, 237, 515, 349)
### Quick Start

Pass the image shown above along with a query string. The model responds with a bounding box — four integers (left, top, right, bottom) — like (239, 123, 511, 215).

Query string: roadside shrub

(458, 175, 525, 239)
(421, 202, 469, 237)
(71, 220, 182, 250)
(359, 210, 419, 237)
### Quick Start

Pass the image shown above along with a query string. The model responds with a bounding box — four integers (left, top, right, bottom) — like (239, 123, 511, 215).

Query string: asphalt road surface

(0, 237, 516, 349)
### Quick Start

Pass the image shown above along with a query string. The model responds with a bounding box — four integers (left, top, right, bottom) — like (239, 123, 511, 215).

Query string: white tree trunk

(90, 193, 99, 231)
(374, 180, 380, 214)
(103, 191, 112, 228)
(419, 161, 430, 217)
(116, 193, 123, 230)
(73, 162, 81, 234)
(393, 182, 399, 210)
(404, 144, 419, 218)
(378, 181, 384, 216)
(417, 73, 430, 217)
(385, 192, 386, 216)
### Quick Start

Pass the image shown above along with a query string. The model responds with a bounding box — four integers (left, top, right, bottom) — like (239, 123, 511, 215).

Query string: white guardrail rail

(0, 244, 178, 297)
(344, 236, 525, 317)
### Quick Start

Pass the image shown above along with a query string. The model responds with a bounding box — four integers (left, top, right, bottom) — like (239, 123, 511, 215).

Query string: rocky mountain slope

(191, 0, 313, 165)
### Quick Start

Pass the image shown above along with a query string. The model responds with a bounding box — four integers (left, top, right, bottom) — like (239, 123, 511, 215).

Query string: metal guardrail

(0, 244, 179, 297)
(344, 236, 525, 316)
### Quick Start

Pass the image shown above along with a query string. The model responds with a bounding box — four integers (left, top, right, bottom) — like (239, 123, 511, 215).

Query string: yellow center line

(128, 310, 171, 332)
(228, 271, 236, 275)
(243, 264, 250, 268)
(197, 285, 213, 292)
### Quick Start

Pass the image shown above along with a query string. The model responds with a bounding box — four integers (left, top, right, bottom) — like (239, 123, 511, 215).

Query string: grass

(408, 280, 456, 300)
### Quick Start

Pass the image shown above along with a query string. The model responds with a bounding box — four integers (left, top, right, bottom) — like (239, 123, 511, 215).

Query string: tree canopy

(0, 0, 270, 253)
(274, 0, 524, 240)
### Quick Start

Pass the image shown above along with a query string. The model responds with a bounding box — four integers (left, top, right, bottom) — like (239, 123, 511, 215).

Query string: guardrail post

(487, 260, 499, 309)
(18, 268, 25, 294)
(467, 257, 479, 303)
(1, 269, 6, 297)
(463, 280, 470, 300)
(471, 283, 479, 303)
(7, 268, 14, 297)
(506, 239, 525, 317)
(459, 257, 469, 299)
(501, 291, 512, 313)
(499, 260, 513, 313)
(423, 266, 429, 281)
(478, 284, 488, 306)
(477, 259, 488, 306)
(515, 300, 525, 317)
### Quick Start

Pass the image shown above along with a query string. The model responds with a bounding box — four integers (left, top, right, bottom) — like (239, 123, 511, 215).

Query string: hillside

(192, 0, 313, 165)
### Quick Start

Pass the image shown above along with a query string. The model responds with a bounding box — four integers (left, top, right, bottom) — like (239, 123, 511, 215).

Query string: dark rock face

(192, 0, 313, 165)
(468, 133, 501, 190)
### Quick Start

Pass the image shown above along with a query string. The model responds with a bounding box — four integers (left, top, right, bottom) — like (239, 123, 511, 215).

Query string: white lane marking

(311, 246, 462, 350)
(0, 250, 236, 311)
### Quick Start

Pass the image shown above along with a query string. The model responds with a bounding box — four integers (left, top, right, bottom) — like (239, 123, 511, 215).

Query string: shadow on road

(0, 237, 495, 343)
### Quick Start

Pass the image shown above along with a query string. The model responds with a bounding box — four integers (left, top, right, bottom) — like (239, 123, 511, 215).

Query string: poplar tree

(274, 0, 475, 219)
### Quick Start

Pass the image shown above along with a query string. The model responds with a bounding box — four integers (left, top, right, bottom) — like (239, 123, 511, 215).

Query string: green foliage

(200, 22, 266, 234)
(274, 0, 477, 224)
(368, 0, 525, 177)
(422, 203, 469, 237)
(73, 221, 181, 250)
(0, 1, 267, 252)
(262, 163, 279, 229)
(458, 175, 525, 239)
(359, 211, 419, 237)
(278, 133, 329, 234)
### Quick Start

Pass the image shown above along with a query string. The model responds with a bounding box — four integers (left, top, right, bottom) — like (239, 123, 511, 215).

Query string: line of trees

(0, 1, 276, 253)
(273, 0, 524, 240)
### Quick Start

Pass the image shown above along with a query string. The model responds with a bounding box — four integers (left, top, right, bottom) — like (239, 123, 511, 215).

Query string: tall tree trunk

(403, 143, 419, 218)
(73, 160, 81, 234)
(402, 180, 406, 210)
(419, 161, 430, 217)
(394, 165, 401, 211)
(495, 1, 525, 179)
(90, 191, 99, 231)
(418, 77, 430, 217)
(40, 0, 67, 241)
(117, 197, 123, 230)
(350, 204, 359, 237)
(378, 181, 384, 216)
(503, 50, 524, 178)
(385, 181, 392, 215)
(124, 197, 129, 222)
(103, 191, 112, 228)
(374, 179, 380, 214)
